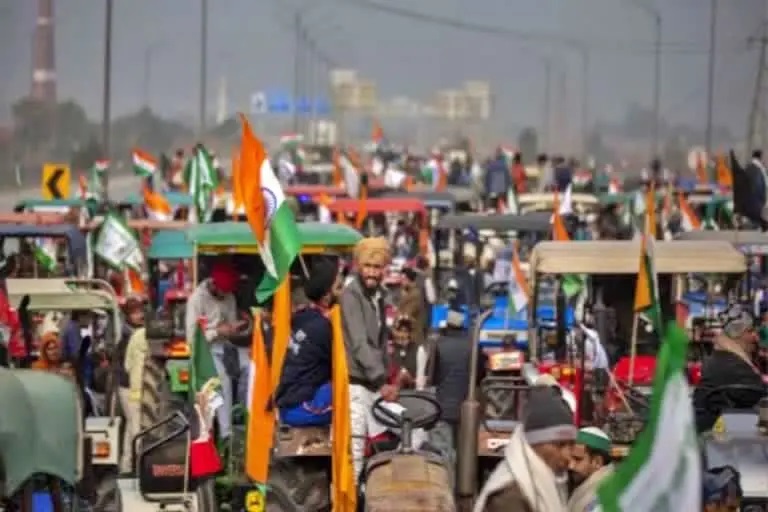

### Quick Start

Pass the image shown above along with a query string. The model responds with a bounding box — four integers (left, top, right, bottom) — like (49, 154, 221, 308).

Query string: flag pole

(628, 312, 640, 388)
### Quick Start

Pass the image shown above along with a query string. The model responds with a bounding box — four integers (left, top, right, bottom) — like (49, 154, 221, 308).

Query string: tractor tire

(93, 470, 122, 512)
(266, 459, 330, 512)
(139, 355, 174, 434)
(195, 479, 218, 512)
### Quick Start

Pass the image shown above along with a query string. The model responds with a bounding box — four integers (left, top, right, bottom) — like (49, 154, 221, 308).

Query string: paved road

(0, 174, 147, 209)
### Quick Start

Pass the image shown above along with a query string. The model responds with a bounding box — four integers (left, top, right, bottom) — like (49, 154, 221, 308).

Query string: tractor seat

(365, 453, 455, 512)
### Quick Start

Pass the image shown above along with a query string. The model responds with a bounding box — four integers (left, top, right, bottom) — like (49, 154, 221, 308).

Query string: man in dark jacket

(484, 148, 512, 208)
(276, 257, 342, 426)
(429, 308, 486, 485)
(341, 237, 396, 480)
(693, 304, 766, 433)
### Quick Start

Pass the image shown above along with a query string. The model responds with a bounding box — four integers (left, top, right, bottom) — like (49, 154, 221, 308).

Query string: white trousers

(211, 345, 250, 438)
(118, 387, 140, 473)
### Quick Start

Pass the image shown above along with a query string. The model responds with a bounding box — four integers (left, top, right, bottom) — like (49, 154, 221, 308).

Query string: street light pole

(580, 47, 590, 161)
(101, 0, 113, 200)
(652, 14, 662, 157)
(292, 11, 303, 135)
(199, 0, 208, 135)
(705, 0, 718, 158)
(543, 59, 552, 151)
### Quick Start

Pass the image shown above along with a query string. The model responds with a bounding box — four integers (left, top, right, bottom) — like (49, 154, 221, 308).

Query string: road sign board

(250, 91, 267, 114)
(267, 91, 292, 114)
(41, 163, 70, 200)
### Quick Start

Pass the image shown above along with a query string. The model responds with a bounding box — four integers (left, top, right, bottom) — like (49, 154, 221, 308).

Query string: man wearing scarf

(475, 386, 576, 512)
(341, 237, 395, 481)
(692, 304, 765, 433)
(567, 427, 614, 512)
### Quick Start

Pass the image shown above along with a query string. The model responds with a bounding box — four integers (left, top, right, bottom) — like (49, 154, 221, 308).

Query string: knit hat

(523, 387, 577, 445)
(576, 427, 611, 453)
(210, 262, 238, 294)
(303, 257, 339, 302)
(720, 304, 755, 340)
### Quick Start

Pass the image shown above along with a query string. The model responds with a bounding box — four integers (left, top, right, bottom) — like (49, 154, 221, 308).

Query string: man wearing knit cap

(475, 386, 576, 512)
(567, 427, 613, 512)
(275, 257, 342, 426)
(341, 236, 395, 481)
(692, 303, 765, 432)
(185, 260, 245, 439)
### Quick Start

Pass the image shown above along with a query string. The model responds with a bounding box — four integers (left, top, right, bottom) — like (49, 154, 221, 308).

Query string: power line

(333, 0, 750, 55)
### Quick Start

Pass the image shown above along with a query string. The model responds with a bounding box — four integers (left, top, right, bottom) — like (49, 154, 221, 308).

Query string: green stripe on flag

(255, 203, 302, 302)
(597, 322, 700, 511)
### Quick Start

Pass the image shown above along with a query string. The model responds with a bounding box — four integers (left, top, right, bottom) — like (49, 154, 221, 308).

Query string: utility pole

(292, 12, 303, 135)
(580, 47, 590, 161)
(101, 0, 113, 200)
(747, 0, 768, 154)
(199, 0, 208, 135)
(704, 0, 718, 158)
(543, 60, 552, 152)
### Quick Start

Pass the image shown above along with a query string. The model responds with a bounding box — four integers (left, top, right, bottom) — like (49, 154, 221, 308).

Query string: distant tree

(111, 107, 191, 157)
(662, 134, 687, 173)
(71, 137, 103, 171)
(12, 97, 55, 156)
(517, 127, 538, 164)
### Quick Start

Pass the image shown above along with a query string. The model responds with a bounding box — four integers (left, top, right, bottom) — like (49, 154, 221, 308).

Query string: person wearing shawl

(475, 386, 576, 512)
(341, 236, 395, 481)
(693, 304, 766, 433)
(567, 427, 614, 512)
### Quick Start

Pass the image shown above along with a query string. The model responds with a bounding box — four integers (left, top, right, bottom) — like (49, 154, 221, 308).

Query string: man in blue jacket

(276, 257, 342, 426)
(484, 148, 512, 209)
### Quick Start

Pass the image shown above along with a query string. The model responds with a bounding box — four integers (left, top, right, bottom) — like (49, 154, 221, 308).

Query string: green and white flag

(32, 238, 57, 272)
(94, 213, 140, 270)
(254, 152, 302, 302)
(597, 323, 701, 512)
(185, 146, 219, 223)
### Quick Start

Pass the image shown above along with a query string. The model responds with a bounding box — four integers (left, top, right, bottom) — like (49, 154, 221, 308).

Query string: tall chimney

(31, 0, 56, 103)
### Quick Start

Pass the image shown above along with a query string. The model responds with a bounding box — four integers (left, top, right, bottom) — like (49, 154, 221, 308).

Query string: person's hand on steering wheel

(379, 384, 399, 402)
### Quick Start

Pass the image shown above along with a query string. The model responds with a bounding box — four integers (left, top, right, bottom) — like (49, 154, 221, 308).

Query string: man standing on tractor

(429, 308, 486, 486)
(185, 261, 245, 440)
(474, 386, 576, 512)
(276, 257, 343, 426)
(567, 427, 614, 512)
(341, 237, 397, 481)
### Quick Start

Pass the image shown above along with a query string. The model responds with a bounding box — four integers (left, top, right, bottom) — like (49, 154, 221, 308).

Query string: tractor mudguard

(166, 359, 190, 393)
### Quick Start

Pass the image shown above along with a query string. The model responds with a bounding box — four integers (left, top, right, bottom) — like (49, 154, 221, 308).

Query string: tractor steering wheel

(372, 390, 442, 431)
(484, 281, 509, 298)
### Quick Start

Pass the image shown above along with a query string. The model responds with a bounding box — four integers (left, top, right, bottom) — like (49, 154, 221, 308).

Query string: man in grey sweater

(341, 237, 398, 481)
(185, 261, 245, 439)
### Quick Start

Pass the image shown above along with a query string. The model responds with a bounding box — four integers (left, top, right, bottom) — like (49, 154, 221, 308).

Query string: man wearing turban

(185, 260, 246, 439)
(341, 237, 396, 480)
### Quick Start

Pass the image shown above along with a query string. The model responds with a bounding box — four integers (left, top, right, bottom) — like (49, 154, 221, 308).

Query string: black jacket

(692, 350, 765, 433)
(431, 327, 487, 423)
(275, 308, 332, 409)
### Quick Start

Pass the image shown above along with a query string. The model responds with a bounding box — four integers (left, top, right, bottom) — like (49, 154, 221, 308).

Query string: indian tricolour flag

(634, 232, 662, 333)
(132, 149, 158, 177)
(143, 186, 173, 221)
(92, 159, 110, 174)
(677, 192, 701, 231)
(508, 242, 529, 313)
(597, 323, 701, 511)
(239, 117, 302, 301)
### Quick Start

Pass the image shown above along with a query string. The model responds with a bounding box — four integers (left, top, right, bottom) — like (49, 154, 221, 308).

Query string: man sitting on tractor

(567, 427, 614, 512)
(276, 257, 342, 426)
(341, 237, 397, 481)
(693, 304, 765, 433)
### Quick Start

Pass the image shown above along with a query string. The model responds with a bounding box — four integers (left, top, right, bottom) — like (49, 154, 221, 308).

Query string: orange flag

(552, 191, 570, 241)
(237, 113, 266, 245)
(126, 268, 146, 296)
(371, 120, 384, 144)
(231, 149, 244, 211)
(143, 185, 172, 221)
(355, 178, 368, 230)
(646, 182, 657, 238)
(269, 277, 292, 394)
(244, 311, 275, 482)
(332, 147, 343, 187)
(330, 305, 357, 512)
(695, 153, 708, 184)
(715, 153, 732, 189)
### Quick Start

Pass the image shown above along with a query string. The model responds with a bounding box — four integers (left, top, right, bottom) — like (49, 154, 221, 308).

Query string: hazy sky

(0, 0, 766, 140)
